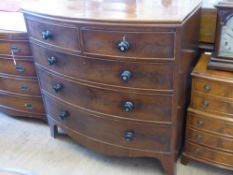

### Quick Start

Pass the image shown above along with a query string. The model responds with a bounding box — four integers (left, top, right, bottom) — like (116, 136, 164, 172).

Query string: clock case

(208, 1, 233, 71)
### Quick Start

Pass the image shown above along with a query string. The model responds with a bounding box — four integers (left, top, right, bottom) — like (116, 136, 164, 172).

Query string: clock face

(219, 15, 233, 58)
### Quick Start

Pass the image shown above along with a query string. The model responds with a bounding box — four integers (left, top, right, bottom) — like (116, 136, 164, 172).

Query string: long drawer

(31, 43, 174, 92)
(38, 67, 172, 123)
(187, 110, 233, 138)
(0, 75, 41, 96)
(44, 94, 171, 152)
(192, 77, 233, 99)
(0, 57, 36, 77)
(185, 142, 233, 168)
(186, 128, 233, 153)
(0, 93, 45, 114)
(190, 92, 233, 117)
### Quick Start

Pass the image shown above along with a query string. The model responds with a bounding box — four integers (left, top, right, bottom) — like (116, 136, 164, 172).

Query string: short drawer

(31, 43, 174, 91)
(44, 94, 171, 152)
(0, 76, 41, 96)
(38, 67, 173, 123)
(185, 142, 233, 168)
(81, 28, 175, 60)
(0, 57, 36, 77)
(26, 17, 80, 52)
(0, 39, 31, 56)
(186, 128, 233, 153)
(192, 77, 233, 98)
(0, 93, 45, 114)
(187, 111, 233, 138)
(190, 92, 233, 117)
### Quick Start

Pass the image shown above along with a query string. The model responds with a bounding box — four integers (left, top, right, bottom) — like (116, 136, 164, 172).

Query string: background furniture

(22, 0, 202, 174)
(182, 53, 233, 171)
(0, 12, 45, 119)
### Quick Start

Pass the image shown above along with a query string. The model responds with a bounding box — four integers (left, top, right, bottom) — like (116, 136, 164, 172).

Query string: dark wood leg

(180, 154, 189, 165)
(160, 156, 176, 175)
(47, 117, 58, 138)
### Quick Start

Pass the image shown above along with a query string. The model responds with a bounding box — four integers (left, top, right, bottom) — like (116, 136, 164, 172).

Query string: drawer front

(44, 94, 171, 152)
(31, 43, 174, 91)
(187, 111, 233, 138)
(0, 76, 41, 96)
(0, 58, 36, 77)
(26, 18, 80, 51)
(0, 40, 31, 56)
(190, 93, 233, 117)
(193, 77, 233, 98)
(81, 28, 175, 59)
(185, 142, 233, 168)
(186, 129, 233, 153)
(0, 93, 45, 114)
(38, 68, 172, 122)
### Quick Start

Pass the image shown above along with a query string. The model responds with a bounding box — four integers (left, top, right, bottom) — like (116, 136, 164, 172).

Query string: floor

(0, 113, 232, 175)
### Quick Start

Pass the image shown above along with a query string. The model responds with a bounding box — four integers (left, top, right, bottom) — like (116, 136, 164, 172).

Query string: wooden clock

(208, 0, 233, 71)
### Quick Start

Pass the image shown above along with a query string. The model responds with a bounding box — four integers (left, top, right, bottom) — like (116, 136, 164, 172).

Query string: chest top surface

(21, 0, 201, 23)
(192, 53, 233, 82)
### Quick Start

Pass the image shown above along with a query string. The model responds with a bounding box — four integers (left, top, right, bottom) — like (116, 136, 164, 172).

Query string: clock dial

(219, 16, 233, 58)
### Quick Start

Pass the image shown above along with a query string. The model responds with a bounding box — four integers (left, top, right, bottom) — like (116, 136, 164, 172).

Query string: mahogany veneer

(22, 0, 202, 174)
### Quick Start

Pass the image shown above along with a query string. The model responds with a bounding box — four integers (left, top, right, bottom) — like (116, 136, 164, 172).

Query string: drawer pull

(42, 30, 52, 40)
(124, 131, 135, 141)
(121, 70, 132, 81)
(118, 36, 130, 52)
(123, 101, 134, 112)
(59, 111, 70, 120)
(203, 84, 211, 93)
(202, 100, 209, 108)
(24, 103, 33, 110)
(19, 85, 30, 91)
(196, 120, 204, 128)
(195, 134, 203, 141)
(10, 45, 20, 53)
(16, 65, 25, 72)
(194, 148, 201, 154)
(48, 56, 57, 65)
(52, 83, 63, 93)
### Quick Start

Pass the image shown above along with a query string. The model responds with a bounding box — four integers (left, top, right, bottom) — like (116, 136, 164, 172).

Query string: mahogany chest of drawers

(0, 13, 45, 119)
(22, 0, 202, 174)
(182, 53, 233, 171)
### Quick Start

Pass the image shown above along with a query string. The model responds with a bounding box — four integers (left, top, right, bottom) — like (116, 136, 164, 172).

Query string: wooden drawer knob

(120, 70, 132, 81)
(195, 133, 203, 141)
(52, 83, 63, 93)
(42, 30, 52, 40)
(24, 103, 33, 110)
(118, 36, 130, 52)
(19, 85, 30, 91)
(124, 130, 135, 141)
(203, 84, 211, 93)
(59, 111, 70, 120)
(196, 120, 204, 128)
(123, 101, 134, 112)
(48, 56, 57, 66)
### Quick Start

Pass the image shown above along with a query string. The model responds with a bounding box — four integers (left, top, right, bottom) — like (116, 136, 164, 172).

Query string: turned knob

(59, 111, 70, 120)
(118, 37, 130, 52)
(48, 56, 57, 65)
(202, 100, 209, 108)
(120, 70, 132, 81)
(123, 101, 134, 112)
(124, 131, 135, 141)
(42, 30, 52, 40)
(196, 120, 204, 127)
(195, 133, 203, 141)
(203, 84, 211, 93)
(52, 83, 63, 93)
